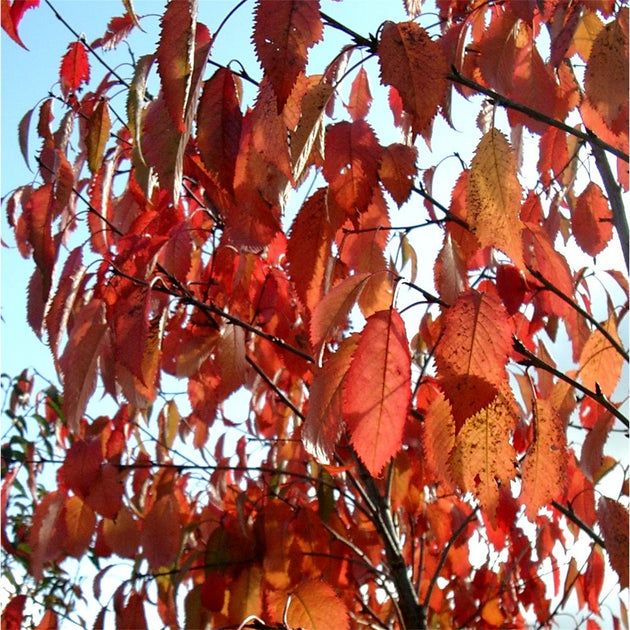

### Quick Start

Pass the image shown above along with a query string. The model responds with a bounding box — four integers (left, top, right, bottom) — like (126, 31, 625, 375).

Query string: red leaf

(310, 272, 372, 360)
(200, 572, 226, 612)
(156, 0, 196, 132)
(86, 98, 111, 174)
(1, 0, 39, 48)
(92, 14, 137, 50)
(285, 580, 350, 630)
(85, 463, 123, 519)
(1, 595, 27, 630)
(28, 490, 67, 581)
(323, 120, 382, 214)
(287, 188, 333, 316)
(520, 399, 567, 519)
(302, 335, 358, 464)
(63, 495, 96, 557)
(59, 299, 107, 433)
(346, 67, 372, 121)
(597, 497, 629, 590)
(59, 41, 90, 98)
(435, 290, 513, 428)
(572, 182, 613, 256)
(343, 309, 411, 476)
(378, 21, 448, 138)
(141, 493, 182, 569)
(253, 0, 322, 111)
(197, 67, 243, 193)
(103, 505, 141, 559)
(58, 438, 102, 498)
(378, 143, 417, 207)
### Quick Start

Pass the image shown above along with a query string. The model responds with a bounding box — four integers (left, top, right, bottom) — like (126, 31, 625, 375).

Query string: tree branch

(551, 500, 605, 548)
(589, 140, 629, 270)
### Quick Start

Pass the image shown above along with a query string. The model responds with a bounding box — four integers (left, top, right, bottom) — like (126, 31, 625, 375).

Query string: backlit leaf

(584, 16, 629, 126)
(597, 497, 629, 590)
(285, 580, 350, 630)
(156, 0, 196, 132)
(378, 21, 448, 138)
(86, 98, 111, 174)
(141, 493, 182, 569)
(59, 299, 107, 433)
(302, 335, 357, 464)
(102, 505, 141, 559)
(468, 129, 524, 268)
(59, 40, 89, 98)
(435, 290, 513, 428)
(227, 566, 263, 622)
(520, 399, 567, 519)
(378, 143, 417, 207)
(63, 495, 96, 557)
(571, 182, 613, 257)
(449, 389, 518, 526)
(1, 0, 40, 48)
(253, 0, 322, 112)
(578, 314, 624, 398)
(29, 490, 67, 581)
(346, 67, 372, 121)
(343, 309, 411, 476)
(197, 67, 242, 193)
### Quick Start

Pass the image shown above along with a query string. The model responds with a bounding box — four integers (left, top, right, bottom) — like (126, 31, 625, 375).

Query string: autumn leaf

(584, 15, 629, 127)
(578, 313, 624, 398)
(287, 188, 333, 316)
(59, 299, 107, 433)
(92, 13, 137, 50)
(378, 21, 448, 138)
(302, 335, 358, 464)
(346, 67, 372, 121)
(29, 490, 67, 581)
(141, 493, 182, 569)
(59, 40, 90, 97)
(343, 309, 411, 476)
(520, 399, 567, 519)
(323, 120, 382, 215)
(467, 129, 524, 268)
(2, 0, 40, 48)
(227, 566, 263, 623)
(284, 580, 350, 630)
(156, 0, 197, 132)
(378, 143, 417, 207)
(435, 289, 513, 428)
(597, 497, 629, 590)
(86, 98, 111, 174)
(102, 505, 141, 559)
(197, 67, 242, 193)
(63, 495, 96, 557)
(449, 389, 518, 526)
(571, 182, 613, 256)
(253, 0, 322, 112)
(421, 391, 455, 491)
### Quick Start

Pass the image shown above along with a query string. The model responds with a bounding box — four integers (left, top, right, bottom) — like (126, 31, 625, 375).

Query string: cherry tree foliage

(1, 0, 628, 628)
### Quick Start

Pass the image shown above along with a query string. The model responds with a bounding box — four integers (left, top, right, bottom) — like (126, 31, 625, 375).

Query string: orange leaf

(421, 391, 455, 491)
(156, 0, 196, 132)
(572, 182, 613, 257)
(86, 98, 111, 174)
(584, 15, 629, 127)
(59, 40, 89, 98)
(85, 463, 123, 519)
(468, 129, 523, 268)
(285, 580, 350, 630)
(579, 313, 624, 398)
(287, 188, 333, 316)
(310, 272, 371, 360)
(342, 309, 411, 476)
(59, 299, 107, 433)
(378, 21, 448, 138)
(323, 120, 382, 214)
(449, 390, 518, 526)
(435, 290, 513, 428)
(346, 67, 372, 121)
(226, 566, 263, 621)
(378, 143, 417, 207)
(141, 493, 182, 569)
(103, 505, 141, 559)
(28, 490, 67, 581)
(520, 399, 567, 519)
(63, 495, 96, 557)
(597, 497, 629, 590)
(253, 0, 322, 112)
(197, 67, 242, 193)
(302, 335, 358, 464)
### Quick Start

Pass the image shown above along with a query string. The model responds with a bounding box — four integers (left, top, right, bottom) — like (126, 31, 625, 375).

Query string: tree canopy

(1, 0, 628, 628)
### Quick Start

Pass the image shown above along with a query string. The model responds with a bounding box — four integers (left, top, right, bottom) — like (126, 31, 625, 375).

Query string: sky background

(1, 1, 628, 627)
